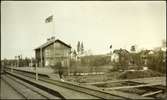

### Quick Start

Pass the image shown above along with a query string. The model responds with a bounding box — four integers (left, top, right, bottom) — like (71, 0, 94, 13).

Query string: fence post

(11, 67, 13, 72)
(35, 64, 38, 80)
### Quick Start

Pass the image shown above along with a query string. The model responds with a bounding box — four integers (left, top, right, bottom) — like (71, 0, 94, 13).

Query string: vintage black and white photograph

(1, 1, 166, 99)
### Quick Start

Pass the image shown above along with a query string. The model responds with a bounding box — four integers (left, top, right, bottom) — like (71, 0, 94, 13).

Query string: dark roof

(35, 39, 71, 50)
(113, 49, 129, 54)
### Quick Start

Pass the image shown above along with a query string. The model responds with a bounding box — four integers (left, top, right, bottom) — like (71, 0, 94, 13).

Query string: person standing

(57, 62, 64, 81)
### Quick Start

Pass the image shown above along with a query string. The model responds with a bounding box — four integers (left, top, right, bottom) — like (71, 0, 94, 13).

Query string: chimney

(47, 36, 55, 42)
(47, 38, 50, 42)
(51, 36, 55, 40)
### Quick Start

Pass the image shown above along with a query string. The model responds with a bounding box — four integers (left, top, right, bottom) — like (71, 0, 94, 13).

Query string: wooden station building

(34, 37, 71, 68)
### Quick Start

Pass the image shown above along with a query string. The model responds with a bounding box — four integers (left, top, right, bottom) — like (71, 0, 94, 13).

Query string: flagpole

(52, 14, 56, 66)
(45, 14, 56, 38)
(52, 13, 56, 38)
(52, 14, 55, 37)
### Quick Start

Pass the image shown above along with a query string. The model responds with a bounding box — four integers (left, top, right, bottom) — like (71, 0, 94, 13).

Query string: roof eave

(34, 39, 71, 50)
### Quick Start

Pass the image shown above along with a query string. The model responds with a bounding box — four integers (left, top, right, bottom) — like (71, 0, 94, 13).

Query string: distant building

(111, 53, 119, 63)
(140, 50, 153, 65)
(112, 49, 129, 64)
(34, 37, 71, 67)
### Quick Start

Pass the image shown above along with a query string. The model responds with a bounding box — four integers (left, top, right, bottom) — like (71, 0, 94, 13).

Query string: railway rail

(4, 67, 154, 99)
(1, 78, 25, 99)
(2, 75, 60, 99)
(1, 77, 27, 99)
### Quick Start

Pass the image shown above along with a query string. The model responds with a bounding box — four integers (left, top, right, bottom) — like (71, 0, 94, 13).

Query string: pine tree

(77, 41, 80, 54)
(81, 42, 84, 54)
(131, 45, 136, 52)
(73, 50, 77, 57)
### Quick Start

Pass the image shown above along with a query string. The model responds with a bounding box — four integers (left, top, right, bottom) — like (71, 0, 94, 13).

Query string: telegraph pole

(110, 45, 112, 62)
(35, 63, 38, 80)
(40, 48, 43, 67)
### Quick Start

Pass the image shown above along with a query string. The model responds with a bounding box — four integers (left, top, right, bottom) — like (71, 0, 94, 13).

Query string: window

(45, 49, 50, 57)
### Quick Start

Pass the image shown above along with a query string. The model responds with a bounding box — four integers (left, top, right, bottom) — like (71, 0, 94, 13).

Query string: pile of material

(118, 69, 162, 79)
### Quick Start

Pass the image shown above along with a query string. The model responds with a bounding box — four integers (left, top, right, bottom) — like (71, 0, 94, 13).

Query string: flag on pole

(110, 45, 112, 49)
(45, 15, 53, 23)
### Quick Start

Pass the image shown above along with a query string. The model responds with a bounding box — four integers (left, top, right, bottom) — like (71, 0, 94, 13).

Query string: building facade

(35, 37, 71, 68)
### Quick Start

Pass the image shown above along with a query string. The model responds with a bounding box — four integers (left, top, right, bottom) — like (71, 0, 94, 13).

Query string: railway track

(1, 78, 25, 99)
(4, 67, 153, 99)
(1, 77, 26, 99)
(2, 75, 60, 99)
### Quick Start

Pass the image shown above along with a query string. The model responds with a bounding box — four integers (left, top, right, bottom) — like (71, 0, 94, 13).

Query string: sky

(1, 1, 166, 59)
